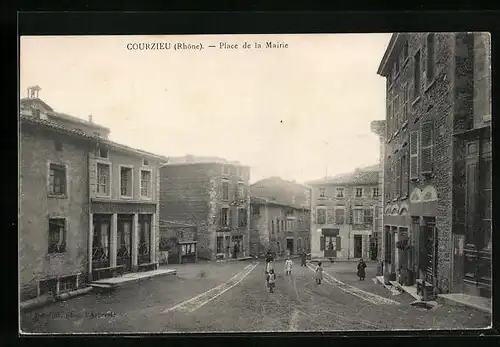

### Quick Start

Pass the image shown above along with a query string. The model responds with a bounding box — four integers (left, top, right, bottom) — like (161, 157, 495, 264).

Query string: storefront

(90, 201, 157, 280)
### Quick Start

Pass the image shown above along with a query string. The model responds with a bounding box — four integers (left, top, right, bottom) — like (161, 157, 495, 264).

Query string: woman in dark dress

(357, 259, 367, 280)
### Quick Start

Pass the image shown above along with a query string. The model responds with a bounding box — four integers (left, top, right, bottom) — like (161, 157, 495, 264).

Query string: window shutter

(410, 131, 419, 179)
(421, 121, 434, 174)
(229, 208, 234, 228)
(320, 236, 325, 251)
(336, 236, 342, 250)
(402, 154, 409, 197)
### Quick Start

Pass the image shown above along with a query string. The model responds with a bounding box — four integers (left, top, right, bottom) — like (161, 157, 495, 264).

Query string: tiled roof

(250, 177, 310, 210)
(20, 115, 169, 161)
(307, 164, 380, 186)
(164, 155, 248, 167)
(20, 98, 110, 131)
(250, 196, 309, 210)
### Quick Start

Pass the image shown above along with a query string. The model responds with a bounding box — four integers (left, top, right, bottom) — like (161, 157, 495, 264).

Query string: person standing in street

(300, 250, 307, 267)
(315, 262, 324, 284)
(357, 258, 367, 281)
(284, 257, 293, 276)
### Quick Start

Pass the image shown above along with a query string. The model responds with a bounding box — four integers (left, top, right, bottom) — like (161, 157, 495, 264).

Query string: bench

(93, 265, 125, 281)
(138, 262, 159, 272)
(416, 279, 435, 300)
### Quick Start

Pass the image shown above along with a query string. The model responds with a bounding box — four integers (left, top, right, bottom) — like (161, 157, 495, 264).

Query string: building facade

(20, 90, 167, 301)
(159, 156, 251, 261)
(377, 32, 491, 298)
(308, 166, 380, 261)
(371, 120, 386, 262)
(250, 197, 310, 258)
(88, 139, 166, 280)
(20, 114, 92, 300)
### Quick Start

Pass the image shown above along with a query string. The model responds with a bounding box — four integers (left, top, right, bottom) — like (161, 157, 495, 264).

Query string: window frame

(334, 207, 346, 225)
(353, 208, 364, 225)
(335, 187, 345, 198)
(316, 207, 327, 225)
(222, 180, 229, 201)
(48, 217, 67, 254)
(220, 207, 229, 227)
(426, 33, 436, 86)
(319, 188, 326, 198)
(372, 187, 380, 198)
(413, 50, 422, 100)
(119, 164, 134, 198)
(96, 161, 112, 197)
(420, 120, 435, 175)
(139, 168, 153, 199)
(355, 187, 364, 198)
(47, 162, 68, 198)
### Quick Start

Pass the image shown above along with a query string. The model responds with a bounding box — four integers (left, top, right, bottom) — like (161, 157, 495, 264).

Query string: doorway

(354, 235, 362, 258)
(117, 214, 133, 272)
(286, 238, 294, 256)
(92, 214, 111, 270)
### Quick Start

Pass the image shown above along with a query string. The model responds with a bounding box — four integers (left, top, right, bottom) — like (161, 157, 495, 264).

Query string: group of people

(264, 249, 368, 292)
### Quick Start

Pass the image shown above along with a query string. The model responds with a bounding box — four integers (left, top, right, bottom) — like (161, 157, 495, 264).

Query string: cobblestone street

(21, 260, 490, 333)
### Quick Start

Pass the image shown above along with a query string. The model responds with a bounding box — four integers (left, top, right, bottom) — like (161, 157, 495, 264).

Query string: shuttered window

(410, 131, 419, 180)
(316, 208, 326, 224)
(402, 153, 409, 197)
(396, 156, 401, 198)
(426, 33, 436, 83)
(421, 121, 434, 174)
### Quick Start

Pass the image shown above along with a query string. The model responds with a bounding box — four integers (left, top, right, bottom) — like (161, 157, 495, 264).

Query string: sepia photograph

(18, 32, 492, 334)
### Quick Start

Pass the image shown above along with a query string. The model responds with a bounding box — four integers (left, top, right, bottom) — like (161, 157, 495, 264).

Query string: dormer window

(96, 146, 109, 159)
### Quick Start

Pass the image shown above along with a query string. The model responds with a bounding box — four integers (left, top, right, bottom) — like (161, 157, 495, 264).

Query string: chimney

(88, 114, 93, 123)
(27, 85, 41, 99)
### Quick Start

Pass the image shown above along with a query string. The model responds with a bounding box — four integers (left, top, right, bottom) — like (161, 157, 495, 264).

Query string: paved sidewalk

(91, 269, 177, 288)
(438, 293, 492, 314)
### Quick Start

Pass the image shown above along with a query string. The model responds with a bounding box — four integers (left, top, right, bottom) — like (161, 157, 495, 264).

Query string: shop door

(117, 214, 133, 272)
(354, 235, 362, 258)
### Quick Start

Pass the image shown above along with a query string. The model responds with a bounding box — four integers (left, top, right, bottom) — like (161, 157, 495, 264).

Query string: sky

(20, 34, 391, 184)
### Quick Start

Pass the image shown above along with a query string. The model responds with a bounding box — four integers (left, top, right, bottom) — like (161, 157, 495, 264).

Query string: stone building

(159, 156, 251, 261)
(20, 111, 92, 300)
(308, 165, 380, 261)
(249, 197, 310, 258)
(19, 89, 168, 300)
(376, 32, 491, 298)
(371, 120, 386, 262)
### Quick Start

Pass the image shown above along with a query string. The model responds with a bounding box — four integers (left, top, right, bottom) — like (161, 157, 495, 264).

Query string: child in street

(315, 262, 324, 285)
(284, 257, 293, 276)
(267, 269, 276, 293)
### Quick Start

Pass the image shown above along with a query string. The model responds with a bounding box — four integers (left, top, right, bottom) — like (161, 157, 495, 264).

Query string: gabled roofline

(20, 115, 169, 162)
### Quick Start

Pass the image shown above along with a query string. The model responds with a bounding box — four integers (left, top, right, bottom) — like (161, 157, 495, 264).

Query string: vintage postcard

(19, 33, 492, 334)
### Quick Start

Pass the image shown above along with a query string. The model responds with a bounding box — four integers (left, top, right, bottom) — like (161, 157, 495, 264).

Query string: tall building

(376, 33, 491, 298)
(249, 177, 311, 257)
(159, 156, 251, 260)
(19, 88, 168, 300)
(371, 120, 386, 262)
(308, 165, 380, 261)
